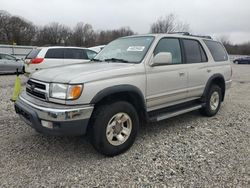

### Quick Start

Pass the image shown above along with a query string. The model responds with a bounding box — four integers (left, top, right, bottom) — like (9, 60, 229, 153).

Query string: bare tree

(35, 22, 71, 46)
(7, 16, 36, 45)
(70, 22, 95, 47)
(0, 11, 11, 43)
(0, 11, 36, 45)
(95, 27, 134, 45)
(217, 35, 231, 46)
(215, 35, 250, 55)
(150, 14, 190, 33)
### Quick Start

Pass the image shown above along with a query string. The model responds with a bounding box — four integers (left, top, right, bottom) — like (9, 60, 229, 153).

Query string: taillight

(30, 58, 44, 64)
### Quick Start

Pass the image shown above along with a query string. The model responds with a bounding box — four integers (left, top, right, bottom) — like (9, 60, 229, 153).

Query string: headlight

(50, 83, 83, 100)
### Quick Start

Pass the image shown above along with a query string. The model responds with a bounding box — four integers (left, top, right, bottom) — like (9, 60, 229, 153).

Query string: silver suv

(15, 33, 232, 156)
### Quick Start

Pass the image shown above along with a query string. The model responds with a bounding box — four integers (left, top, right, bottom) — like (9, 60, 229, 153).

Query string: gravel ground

(0, 64, 249, 187)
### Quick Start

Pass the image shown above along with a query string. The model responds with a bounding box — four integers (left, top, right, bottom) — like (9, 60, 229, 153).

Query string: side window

(183, 39, 207, 63)
(204, 40, 228, 62)
(45, 48, 64, 59)
(154, 38, 182, 64)
(64, 49, 88, 59)
(86, 50, 97, 60)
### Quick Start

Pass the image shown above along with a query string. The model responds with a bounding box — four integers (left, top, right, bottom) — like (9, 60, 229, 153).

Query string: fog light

(41, 120, 53, 129)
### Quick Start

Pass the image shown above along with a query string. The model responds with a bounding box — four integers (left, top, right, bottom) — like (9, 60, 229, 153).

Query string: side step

(149, 104, 204, 122)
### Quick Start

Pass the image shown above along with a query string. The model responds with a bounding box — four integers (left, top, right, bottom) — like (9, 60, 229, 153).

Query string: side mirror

(152, 52, 172, 66)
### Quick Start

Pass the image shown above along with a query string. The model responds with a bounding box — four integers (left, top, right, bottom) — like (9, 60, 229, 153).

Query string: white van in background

(24, 46, 97, 74)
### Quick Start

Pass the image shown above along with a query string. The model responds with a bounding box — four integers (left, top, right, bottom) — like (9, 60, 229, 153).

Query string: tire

(200, 84, 222, 117)
(89, 101, 139, 156)
(234, 61, 238, 64)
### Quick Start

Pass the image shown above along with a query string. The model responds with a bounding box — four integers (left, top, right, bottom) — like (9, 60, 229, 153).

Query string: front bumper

(15, 96, 94, 136)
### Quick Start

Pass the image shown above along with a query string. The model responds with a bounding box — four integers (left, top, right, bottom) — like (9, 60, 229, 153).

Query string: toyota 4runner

(15, 33, 232, 156)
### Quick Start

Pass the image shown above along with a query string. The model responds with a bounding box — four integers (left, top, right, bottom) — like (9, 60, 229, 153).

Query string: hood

(31, 62, 139, 83)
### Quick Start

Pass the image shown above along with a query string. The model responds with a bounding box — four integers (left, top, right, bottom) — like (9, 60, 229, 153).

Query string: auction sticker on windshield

(127, 46, 145, 52)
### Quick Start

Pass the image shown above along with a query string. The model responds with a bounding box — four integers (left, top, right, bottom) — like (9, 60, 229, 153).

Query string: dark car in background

(233, 56, 250, 64)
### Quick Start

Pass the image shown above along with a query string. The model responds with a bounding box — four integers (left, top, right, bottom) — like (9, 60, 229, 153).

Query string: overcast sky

(1, 0, 250, 44)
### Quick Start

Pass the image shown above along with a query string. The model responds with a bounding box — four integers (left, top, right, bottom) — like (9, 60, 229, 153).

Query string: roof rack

(168, 32, 190, 35)
(168, 32, 213, 39)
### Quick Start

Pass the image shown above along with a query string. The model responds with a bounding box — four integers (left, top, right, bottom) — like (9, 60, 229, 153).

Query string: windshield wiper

(92, 58, 102, 62)
(104, 58, 129, 63)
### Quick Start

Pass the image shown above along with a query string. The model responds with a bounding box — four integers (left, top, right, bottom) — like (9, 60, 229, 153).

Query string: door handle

(207, 69, 211, 73)
(179, 72, 185, 76)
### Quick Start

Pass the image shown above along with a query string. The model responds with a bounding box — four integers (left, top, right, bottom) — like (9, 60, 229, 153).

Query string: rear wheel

(200, 85, 222, 117)
(89, 101, 139, 156)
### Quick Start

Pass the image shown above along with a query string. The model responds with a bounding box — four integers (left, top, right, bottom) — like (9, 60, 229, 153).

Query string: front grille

(26, 79, 47, 100)
(27, 80, 46, 90)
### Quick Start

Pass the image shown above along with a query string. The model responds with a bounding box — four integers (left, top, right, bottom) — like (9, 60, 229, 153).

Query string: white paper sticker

(127, 46, 145, 52)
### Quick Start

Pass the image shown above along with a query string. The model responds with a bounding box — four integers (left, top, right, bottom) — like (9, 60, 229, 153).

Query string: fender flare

(202, 73, 226, 101)
(90, 84, 147, 109)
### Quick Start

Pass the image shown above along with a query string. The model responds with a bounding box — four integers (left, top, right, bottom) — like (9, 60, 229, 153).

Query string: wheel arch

(202, 74, 226, 102)
(90, 85, 148, 122)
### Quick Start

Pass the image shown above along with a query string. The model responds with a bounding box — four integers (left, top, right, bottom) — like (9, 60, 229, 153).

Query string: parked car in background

(88, 45, 105, 53)
(0, 53, 24, 74)
(233, 56, 250, 64)
(24, 47, 97, 74)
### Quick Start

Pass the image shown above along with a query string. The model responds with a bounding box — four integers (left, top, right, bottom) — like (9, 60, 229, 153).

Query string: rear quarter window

(45, 48, 64, 59)
(26, 49, 41, 59)
(204, 40, 228, 62)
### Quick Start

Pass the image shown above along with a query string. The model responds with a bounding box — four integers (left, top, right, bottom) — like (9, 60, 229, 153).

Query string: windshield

(94, 36, 154, 63)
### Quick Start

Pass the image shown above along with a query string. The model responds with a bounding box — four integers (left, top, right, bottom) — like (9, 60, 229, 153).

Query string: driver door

(146, 38, 188, 111)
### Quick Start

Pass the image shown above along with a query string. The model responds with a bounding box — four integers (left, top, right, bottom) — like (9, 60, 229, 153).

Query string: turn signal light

(69, 85, 82, 99)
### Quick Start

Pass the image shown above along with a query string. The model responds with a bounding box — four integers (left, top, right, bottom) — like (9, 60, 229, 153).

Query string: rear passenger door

(181, 39, 210, 98)
(146, 38, 188, 111)
(203, 40, 231, 83)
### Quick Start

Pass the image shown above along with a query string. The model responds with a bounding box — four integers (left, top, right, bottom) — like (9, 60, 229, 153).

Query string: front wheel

(89, 101, 139, 156)
(200, 85, 222, 117)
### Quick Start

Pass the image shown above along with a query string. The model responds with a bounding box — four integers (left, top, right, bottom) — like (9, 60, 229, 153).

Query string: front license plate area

(15, 105, 32, 126)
